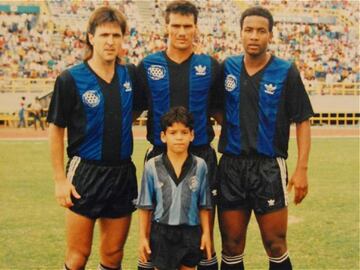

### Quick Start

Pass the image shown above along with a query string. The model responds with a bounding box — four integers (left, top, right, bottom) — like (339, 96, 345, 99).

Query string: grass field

(0, 137, 358, 270)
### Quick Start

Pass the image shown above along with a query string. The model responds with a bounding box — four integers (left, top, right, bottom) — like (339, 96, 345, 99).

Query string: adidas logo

(267, 199, 275, 206)
(264, 83, 277, 95)
(194, 65, 206, 76)
(123, 81, 132, 92)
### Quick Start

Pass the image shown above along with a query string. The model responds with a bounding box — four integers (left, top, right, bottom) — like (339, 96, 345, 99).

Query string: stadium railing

(0, 78, 55, 93)
(307, 82, 360, 96)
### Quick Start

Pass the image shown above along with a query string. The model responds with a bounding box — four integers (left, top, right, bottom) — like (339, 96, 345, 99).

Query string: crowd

(0, 0, 358, 85)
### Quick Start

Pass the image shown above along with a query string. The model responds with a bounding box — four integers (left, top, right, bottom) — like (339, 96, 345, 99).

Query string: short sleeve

(285, 64, 314, 123)
(198, 159, 212, 209)
(137, 161, 155, 210)
(132, 61, 149, 112)
(46, 70, 77, 127)
(209, 57, 224, 113)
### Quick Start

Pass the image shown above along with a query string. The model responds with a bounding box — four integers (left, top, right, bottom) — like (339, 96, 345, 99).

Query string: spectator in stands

(47, 7, 139, 270)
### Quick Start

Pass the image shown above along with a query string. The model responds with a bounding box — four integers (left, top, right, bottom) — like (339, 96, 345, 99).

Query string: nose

(106, 35, 114, 44)
(178, 26, 186, 35)
(250, 31, 259, 40)
(175, 132, 183, 140)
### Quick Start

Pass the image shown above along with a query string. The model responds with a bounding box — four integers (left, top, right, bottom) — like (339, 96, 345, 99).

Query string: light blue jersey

(137, 154, 212, 226)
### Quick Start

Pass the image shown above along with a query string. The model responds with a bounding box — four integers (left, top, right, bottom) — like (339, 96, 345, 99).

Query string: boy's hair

(240, 6, 274, 32)
(165, 0, 198, 24)
(161, 106, 194, 132)
(84, 6, 127, 60)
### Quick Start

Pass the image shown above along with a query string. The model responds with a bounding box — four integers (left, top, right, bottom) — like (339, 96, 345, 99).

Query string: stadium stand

(0, 0, 359, 126)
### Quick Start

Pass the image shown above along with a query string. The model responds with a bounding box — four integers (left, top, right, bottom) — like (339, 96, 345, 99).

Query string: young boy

(137, 106, 212, 270)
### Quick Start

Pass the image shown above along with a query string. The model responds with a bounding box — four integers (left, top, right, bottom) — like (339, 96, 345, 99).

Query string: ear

(164, 23, 169, 36)
(194, 26, 200, 41)
(160, 131, 167, 143)
(190, 130, 194, 142)
(88, 33, 94, 46)
(269, 31, 273, 43)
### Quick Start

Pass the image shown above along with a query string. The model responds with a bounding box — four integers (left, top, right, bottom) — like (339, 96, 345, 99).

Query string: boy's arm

(138, 209, 153, 263)
(199, 209, 212, 260)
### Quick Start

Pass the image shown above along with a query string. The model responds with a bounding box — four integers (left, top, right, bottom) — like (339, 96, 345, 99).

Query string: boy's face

(88, 22, 123, 63)
(161, 122, 194, 155)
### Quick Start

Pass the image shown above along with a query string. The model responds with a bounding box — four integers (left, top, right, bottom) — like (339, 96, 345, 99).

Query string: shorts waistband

(152, 221, 200, 229)
(71, 156, 132, 166)
(222, 153, 280, 160)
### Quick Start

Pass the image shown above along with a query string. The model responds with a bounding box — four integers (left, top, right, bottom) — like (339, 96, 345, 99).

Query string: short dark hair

(161, 106, 194, 132)
(165, 0, 198, 24)
(240, 6, 274, 32)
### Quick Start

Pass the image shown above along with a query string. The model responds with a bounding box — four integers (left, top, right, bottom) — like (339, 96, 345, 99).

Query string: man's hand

(55, 179, 81, 208)
(288, 167, 308, 205)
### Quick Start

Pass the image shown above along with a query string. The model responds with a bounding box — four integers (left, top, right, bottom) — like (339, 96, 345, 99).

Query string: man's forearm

(49, 123, 66, 181)
(295, 120, 311, 169)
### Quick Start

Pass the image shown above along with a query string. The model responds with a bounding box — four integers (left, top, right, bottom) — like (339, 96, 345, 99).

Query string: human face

(88, 22, 123, 63)
(241, 15, 272, 57)
(166, 13, 197, 52)
(161, 122, 194, 155)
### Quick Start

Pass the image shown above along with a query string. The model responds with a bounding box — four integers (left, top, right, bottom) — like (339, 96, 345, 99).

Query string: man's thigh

(65, 209, 95, 257)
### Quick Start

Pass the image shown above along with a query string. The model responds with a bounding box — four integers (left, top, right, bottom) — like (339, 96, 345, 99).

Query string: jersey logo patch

(225, 74, 237, 92)
(148, 65, 166, 80)
(82, 90, 100, 108)
(264, 84, 277, 95)
(189, 176, 199, 192)
(123, 81, 132, 92)
(194, 65, 206, 76)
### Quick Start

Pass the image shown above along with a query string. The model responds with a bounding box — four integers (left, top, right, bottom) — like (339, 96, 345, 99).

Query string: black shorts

(217, 154, 288, 214)
(66, 156, 138, 219)
(150, 222, 202, 270)
(145, 144, 218, 203)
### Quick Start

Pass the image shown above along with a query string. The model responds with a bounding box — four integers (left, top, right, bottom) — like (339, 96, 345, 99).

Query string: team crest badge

(264, 83, 277, 95)
(148, 65, 166, 80)
(225, 74, 237, 92)
(82, 90, 100, 108)
(123, 81, 132, 92)
(194, 65, 206, 76)
(189, 176, 199, 192)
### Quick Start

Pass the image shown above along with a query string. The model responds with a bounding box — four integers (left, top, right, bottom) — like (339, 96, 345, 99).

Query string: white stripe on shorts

(276, 157, 288, 206)
(66, 156, 81, 183)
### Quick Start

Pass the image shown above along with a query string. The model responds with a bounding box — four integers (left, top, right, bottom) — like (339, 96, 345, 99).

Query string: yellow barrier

(310, 113, 359, 126)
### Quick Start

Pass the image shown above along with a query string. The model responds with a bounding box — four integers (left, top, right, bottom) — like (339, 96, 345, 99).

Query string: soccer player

(47, 7, 138, 270)
(217, 6, 314, 270)
(135, 1, 221, 268)
(137, 106, 212, 270)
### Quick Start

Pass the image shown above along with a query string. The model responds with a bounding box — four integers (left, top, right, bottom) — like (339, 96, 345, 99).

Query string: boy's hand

(200, 233, 212, 260)
(139, 238, 151, 263)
